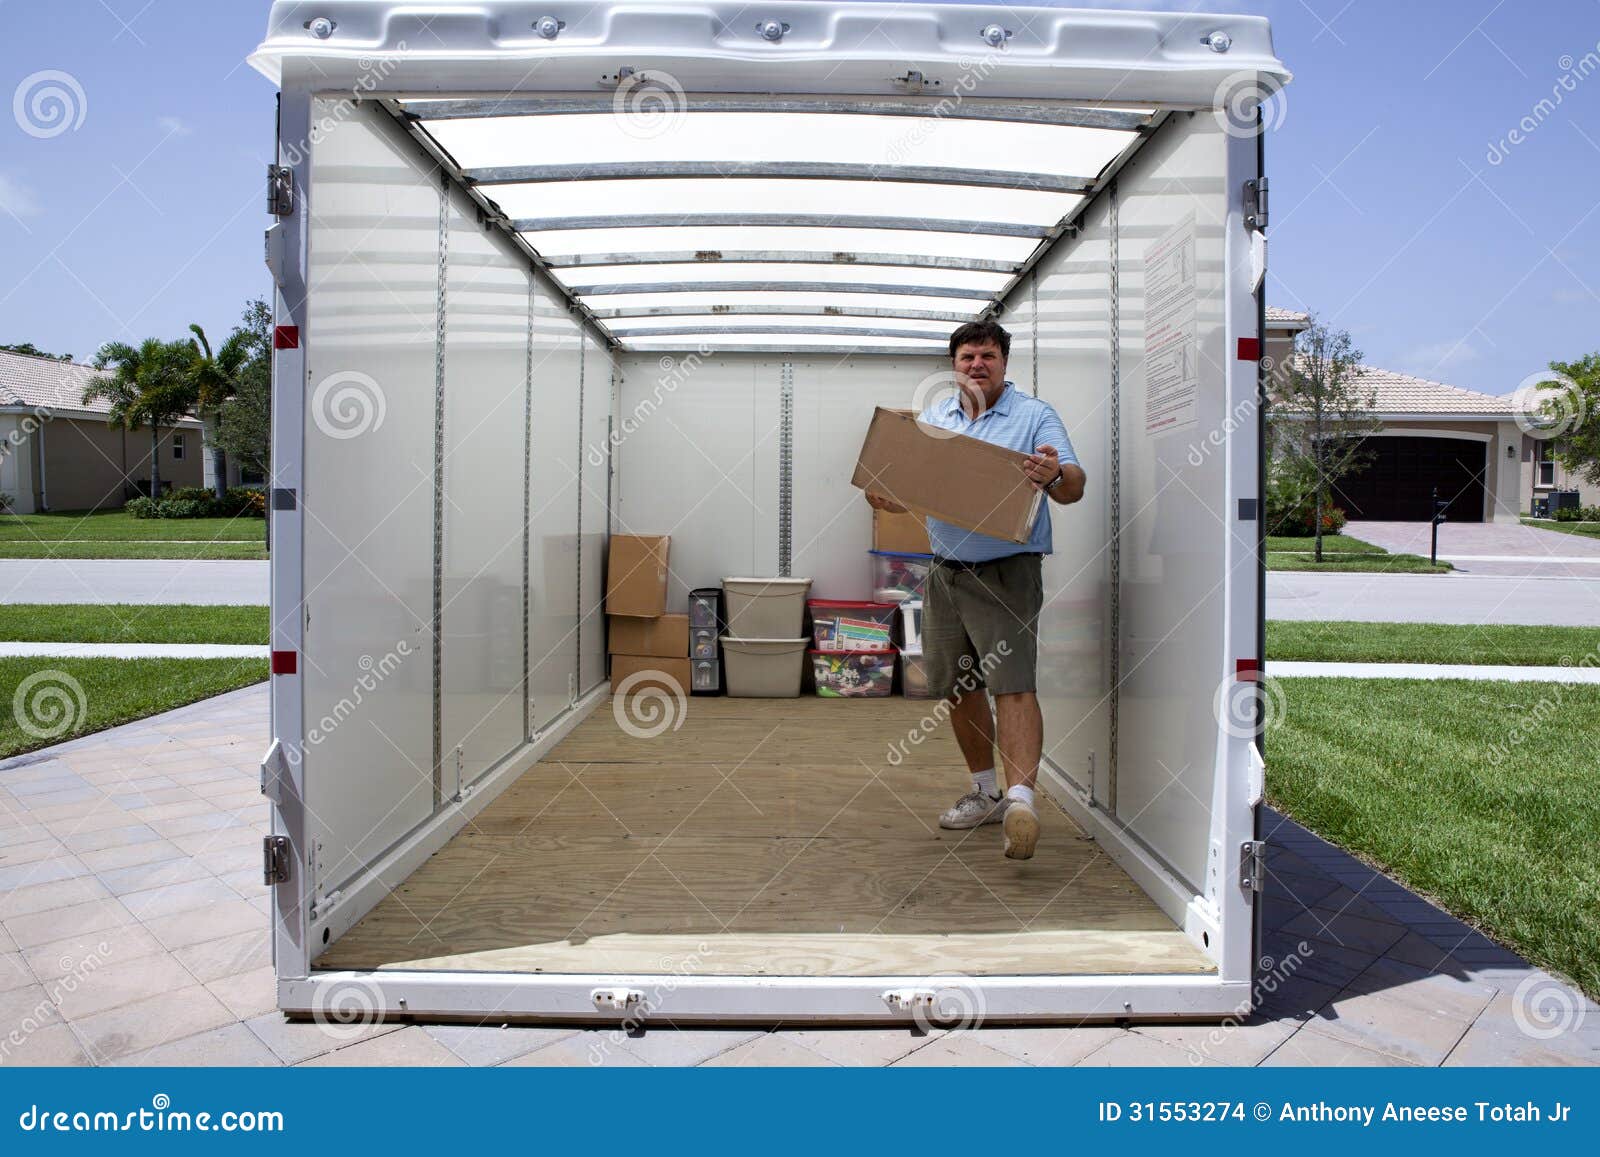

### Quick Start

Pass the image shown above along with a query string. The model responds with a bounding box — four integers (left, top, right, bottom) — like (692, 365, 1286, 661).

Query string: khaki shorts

(922, 552, 1042, 699)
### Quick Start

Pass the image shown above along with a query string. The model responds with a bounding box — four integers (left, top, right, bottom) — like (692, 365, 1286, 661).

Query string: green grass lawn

(0, 604, 269, 645)
(1267, 677, 1600, 998)
(1265, 533, 1451, 573)
(1521, 518, 1600, 540)
(0, 657, 268, 759)
(0, 510, 266, 558)
(1268, 621, 1600, 666)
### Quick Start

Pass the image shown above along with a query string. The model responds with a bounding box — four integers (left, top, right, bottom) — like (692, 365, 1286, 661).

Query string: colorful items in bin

(870, 550, 933, 604)
(810, 649, 896, 697)
(807, 600, 897, 651)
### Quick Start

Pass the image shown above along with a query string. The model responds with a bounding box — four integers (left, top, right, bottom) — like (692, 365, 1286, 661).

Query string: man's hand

(864, 490, 908, 514)
(1023, 445, 1085, 504)
(1022, 445, 1062, 490)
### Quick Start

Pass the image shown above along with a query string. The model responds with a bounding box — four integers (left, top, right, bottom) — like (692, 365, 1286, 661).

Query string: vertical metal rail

(573, 328, 586, 704)
(430, 170, 450, 811)
(1106, 178, 1122, 816)
(1030, 270, 1039, 396)
(522, 280, 535, 741)
(778, 362, 794, 577)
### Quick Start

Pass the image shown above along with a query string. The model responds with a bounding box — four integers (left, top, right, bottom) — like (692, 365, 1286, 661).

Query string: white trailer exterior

(251, 0, 1289, 1023)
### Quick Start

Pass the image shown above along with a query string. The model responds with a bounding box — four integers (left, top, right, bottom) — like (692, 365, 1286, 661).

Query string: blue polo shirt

(917, 380, 1076, 562)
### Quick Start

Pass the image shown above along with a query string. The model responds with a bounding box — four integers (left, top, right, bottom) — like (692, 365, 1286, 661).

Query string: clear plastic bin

(807, 599, 897, 651)
(899, 647, 932, 699)
(869, 550, 933, 604)
(810, 649, 896, 697)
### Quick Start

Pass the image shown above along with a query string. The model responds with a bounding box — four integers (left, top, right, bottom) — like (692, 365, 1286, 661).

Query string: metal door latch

(591, 988, 644, 1011)
(263, 835, 291, 886)
(1239, 840, 1267, 894)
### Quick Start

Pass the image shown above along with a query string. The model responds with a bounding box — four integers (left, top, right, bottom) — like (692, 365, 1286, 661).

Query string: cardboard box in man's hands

(851, 407, 1043, 545)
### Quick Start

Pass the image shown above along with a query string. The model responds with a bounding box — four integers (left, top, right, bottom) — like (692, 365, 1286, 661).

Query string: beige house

(1264, 308, 1583, 522)
(0, 348, 230, 515)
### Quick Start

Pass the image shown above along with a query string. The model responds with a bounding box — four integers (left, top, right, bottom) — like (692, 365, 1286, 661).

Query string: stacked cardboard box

(605, 534, 690, 692)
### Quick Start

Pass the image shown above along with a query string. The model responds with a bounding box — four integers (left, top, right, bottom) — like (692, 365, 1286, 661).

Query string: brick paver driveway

(1344, 520, 1600, 576)
(2, 685, 1595, 1067)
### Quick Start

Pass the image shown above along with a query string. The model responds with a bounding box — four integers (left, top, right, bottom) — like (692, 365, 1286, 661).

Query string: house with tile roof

(0, 348, 223, 514)
(1264, 310, 1585, 522)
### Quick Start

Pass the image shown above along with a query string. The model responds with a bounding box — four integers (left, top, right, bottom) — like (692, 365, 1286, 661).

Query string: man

(865, 320, 1085, 860)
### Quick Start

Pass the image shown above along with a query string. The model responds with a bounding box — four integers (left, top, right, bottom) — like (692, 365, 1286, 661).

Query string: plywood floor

(317, 697, 1213, 977)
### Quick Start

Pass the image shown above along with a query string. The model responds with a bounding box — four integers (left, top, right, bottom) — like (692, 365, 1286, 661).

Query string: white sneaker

(1003, 800, 1040, 860)
(939, 789, 1010, 830)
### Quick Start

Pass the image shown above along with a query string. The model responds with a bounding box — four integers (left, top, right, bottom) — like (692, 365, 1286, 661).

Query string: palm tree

(85, 338, 198, 500)
(188, 323, 249, 500)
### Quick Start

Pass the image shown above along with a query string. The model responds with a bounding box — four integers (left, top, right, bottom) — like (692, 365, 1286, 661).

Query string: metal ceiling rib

(389, 90, 1156, 353)
(410, 97, 1155, 132)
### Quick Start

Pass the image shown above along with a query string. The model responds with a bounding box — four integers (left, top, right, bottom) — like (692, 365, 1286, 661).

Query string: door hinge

(267, 164, 294, 217)
(1243, 177, 1268, 232)
(263, 835, 291, 886)
(1239, 840, 1267, 894)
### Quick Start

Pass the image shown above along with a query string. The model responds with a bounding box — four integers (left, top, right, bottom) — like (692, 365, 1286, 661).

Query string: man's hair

(948, 319, 1011, 360)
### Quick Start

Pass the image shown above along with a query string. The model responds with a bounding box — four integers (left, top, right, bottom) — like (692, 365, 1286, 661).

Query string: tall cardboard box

(608, 613, 689, 657)
(852, 408, 1043, 545)
(606, 533, 670, 617)
(872, 508, 932, 554)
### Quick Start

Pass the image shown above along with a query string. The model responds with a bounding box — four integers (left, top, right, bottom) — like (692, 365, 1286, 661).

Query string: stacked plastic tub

(807, 599, 898, 697)
(720, 578, 812, 697)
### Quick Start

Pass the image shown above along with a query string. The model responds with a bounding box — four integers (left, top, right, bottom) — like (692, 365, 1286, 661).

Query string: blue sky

(2, 0, 1597, 396)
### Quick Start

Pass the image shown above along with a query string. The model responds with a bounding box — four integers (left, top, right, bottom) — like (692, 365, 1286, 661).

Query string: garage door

(1333, 436, 1486, 522)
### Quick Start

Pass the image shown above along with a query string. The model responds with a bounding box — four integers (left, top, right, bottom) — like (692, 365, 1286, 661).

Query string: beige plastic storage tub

(720, 636, 809, 697)
(722, 577, 812, 638)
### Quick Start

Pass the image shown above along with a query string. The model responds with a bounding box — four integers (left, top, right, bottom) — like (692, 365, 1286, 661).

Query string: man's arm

(1024, 407, 1085, 505)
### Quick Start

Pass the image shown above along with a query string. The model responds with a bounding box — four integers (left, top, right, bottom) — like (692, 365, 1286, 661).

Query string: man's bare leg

(936, 689, 1007, 830)
(948, 688, 996, 774)
(994, 691, 1042, 859)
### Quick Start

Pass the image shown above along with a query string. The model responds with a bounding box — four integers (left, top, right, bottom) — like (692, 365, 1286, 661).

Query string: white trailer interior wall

(253, 0, 1287, 1023)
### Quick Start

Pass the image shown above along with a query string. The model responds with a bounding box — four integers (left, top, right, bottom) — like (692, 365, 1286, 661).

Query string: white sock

(1006, 784, 1035, 808)
(971, 768, 998, 797)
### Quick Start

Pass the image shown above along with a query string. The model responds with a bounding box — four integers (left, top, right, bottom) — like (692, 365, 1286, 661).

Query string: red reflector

(1236, 658, 1260, 680)
(271, 650, 298, 675)
(273, 325, 299, 350)
(1237, 337, 1261, 362)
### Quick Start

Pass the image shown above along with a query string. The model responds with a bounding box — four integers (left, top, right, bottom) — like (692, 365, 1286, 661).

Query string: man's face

(953, 340, 1007, 397)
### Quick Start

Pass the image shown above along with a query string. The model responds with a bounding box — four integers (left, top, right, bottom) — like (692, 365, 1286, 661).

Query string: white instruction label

(1143, 211, 1199, 437)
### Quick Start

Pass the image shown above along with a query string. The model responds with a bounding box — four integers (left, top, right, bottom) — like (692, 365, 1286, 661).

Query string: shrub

(124, 496, 159, 519)
(123, 486, 266, 519)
